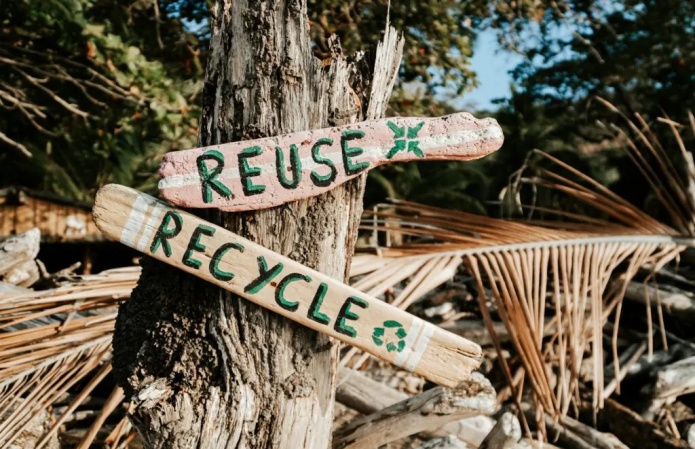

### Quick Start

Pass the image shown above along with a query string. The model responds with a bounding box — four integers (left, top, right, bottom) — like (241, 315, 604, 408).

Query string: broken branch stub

(93, 184, 483, 387)
(332, 372, 496, 449)
(158, 112, 504, 211)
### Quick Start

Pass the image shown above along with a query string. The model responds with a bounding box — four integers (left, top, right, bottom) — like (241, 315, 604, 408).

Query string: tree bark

(112, 1, 403, 448)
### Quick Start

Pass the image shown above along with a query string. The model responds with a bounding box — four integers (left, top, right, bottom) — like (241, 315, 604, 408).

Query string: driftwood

(603, 342, 646, 397)
(522, 405, 628, 449)
(686, 424, 695, 449)
(600, 398, 688, 449)
(414, 435, 554, 449)
(0, 282, 31, 295)
(332, 372, 495, 449)
(0, 228, 40, 287)
(336, 368, 494, 446)
(640, 355, 695, 419)
(624, 281, 695, 321)
(647, 355, 695, 399)
(561, 415, 629, 449)
(0, 409, 59, 449)
(621, 344, 688, 379)
(479, 412, 521, 449)
(413, 436, 468, 449)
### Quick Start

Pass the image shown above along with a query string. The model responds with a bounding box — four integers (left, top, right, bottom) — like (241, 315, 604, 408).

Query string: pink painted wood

(158, 112, 504, 211)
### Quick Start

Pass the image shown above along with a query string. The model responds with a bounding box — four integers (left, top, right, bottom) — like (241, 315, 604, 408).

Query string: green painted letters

(238, 146, 266, 196)
(182, 224, 215, 269)
(275, 145, 302, 189)
(335, 296, 368, 337)
(275, 273, 311, 312)
(310, 138, 337, 187)
(341, 130, 370, 176)
(245, 256, 283, 294)
(197, 150, 233, 203)
(150, 211, 183, 258)
(209, 242, 244, 281)
(307, 282, 330, 325)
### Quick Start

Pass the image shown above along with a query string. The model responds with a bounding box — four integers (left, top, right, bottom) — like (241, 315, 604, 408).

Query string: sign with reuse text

(158, 113, 504, 211)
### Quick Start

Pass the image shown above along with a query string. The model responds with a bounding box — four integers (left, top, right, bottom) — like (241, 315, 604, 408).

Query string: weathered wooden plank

(158, 112, 503, 211)
(93, 184, 483, 387)
(479, 412, 522, 449)
(336, 367, 495, 447)
(332, 372, 495, 449)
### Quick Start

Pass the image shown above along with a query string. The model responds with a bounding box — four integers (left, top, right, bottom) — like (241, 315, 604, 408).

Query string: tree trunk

(112, 1, 403, 448)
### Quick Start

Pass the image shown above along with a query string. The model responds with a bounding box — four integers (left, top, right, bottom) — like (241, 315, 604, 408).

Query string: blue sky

(455, 31, 524, 111)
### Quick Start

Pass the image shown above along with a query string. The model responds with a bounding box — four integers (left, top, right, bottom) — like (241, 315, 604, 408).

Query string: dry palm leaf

(2, 106, 693, 446)
(348, 109, 695, 430)
(354, 200, 688, 421)
(0, 267, 139, 448)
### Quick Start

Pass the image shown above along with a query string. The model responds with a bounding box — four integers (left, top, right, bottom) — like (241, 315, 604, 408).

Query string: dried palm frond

(3, 105, 693, 446)
(0, 267, 139, 448)
(594, 98, 695, 236)
(348, 108, 695, 430)
(353, 199, 688, 425)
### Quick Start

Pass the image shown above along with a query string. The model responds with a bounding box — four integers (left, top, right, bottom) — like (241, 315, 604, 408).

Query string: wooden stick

(600, 398, 688, 449)
(336, 367, 494, 447)
(479, 412, 522, 449)
(521, 404, 629, 449)
(412, 436, 469, 449)
(0, 228, 40, 287)
(686, 424, 695, 449)
(561, 415, 629, 449)
(158, 113, 503, 211)
(641, 355, 695, 419)
(332, 372, 495, 449)
(648, 354, 695, 399)
(93, 185, 483, 387)
(624, 282, 695, 321)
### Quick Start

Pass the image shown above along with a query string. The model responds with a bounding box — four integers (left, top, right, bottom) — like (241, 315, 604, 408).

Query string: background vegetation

(1, 0, 694, 216)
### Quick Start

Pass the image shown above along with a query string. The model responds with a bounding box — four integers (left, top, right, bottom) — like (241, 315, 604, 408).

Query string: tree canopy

(1, 0, 693, 213)
(0, 0, 202, 199)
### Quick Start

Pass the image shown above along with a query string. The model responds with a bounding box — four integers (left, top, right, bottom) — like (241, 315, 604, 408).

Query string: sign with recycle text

(94, 113, 504, 387)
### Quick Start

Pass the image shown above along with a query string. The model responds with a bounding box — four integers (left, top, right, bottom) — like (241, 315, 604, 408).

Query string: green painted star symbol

(386, 121, 425, 159)
(372, 320, 408, 353)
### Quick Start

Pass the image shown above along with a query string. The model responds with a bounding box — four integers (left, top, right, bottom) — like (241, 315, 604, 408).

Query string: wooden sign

(93, 185, 483, 387)
(158, 113, 504, 211)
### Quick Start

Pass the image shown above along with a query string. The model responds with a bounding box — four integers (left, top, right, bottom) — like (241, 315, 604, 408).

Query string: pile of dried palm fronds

(0, 267, 138, 448)
(344, 106, 695, 444)
(2, 106, 695, 448)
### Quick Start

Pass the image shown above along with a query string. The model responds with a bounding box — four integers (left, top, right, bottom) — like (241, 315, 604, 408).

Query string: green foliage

(305, 0, 562, 213)
(0, 0, 202, 200)
(504, 0, 695, 148)
(490, 0, 695, 216)
(308, 0, 478, 96)
(307, 0, 554, 98)
(0, 0, 556, 208)
(10, 0, 673, 215)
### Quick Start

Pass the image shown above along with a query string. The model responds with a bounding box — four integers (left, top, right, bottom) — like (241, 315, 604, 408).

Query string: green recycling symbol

(386, 121, 425, 159)
(372, 320, 408, 353)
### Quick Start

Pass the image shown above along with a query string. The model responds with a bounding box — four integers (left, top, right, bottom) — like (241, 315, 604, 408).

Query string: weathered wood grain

(331, 372, 495, 449)
(0, 228, 40, 287)
(335, 367, 494, 447)
(158, 113, 503, 211)
(95, 184, 482, 387)
(478, 412, 522, 449)
(114, 3, 404, 447)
